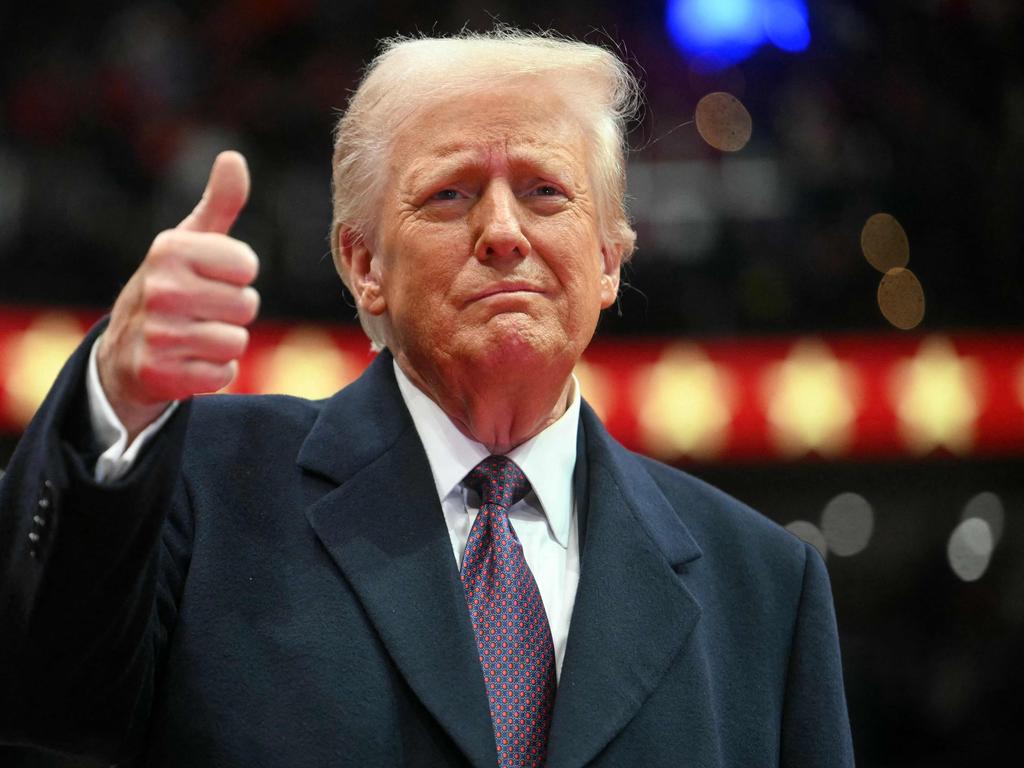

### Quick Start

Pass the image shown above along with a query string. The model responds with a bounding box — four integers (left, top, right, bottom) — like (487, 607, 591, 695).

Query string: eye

(431, 188, 463, 201)
(530, 184, 563, 197)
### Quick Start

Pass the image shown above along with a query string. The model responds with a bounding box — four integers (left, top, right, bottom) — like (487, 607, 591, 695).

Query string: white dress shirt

(87, 337, 179, 483)
(393, 362, 580, 679)
(85, 339, 581, 678)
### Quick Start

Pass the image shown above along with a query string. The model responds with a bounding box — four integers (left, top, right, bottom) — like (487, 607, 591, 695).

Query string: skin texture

(341, 84, 622, 453)
(97, 151, 261, 442)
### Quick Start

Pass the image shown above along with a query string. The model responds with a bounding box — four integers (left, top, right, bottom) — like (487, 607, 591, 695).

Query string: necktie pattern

(461, 456, 556, 768)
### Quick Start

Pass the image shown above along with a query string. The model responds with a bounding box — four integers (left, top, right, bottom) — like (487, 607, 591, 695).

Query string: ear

(598, 245, 622, 309)
(336, 225, 387, 316)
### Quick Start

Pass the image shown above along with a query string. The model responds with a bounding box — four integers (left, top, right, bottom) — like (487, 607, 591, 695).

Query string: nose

(473, 183, 531, 262)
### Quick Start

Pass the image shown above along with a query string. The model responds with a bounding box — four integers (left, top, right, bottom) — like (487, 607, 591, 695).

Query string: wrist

(95, 338, 171, 444)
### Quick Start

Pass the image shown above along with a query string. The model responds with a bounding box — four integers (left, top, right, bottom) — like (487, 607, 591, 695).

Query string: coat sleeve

(0, 320, 193, 762)
(779, 542, 855, 767)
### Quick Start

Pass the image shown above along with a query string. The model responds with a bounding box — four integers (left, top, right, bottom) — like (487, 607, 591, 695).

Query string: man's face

(356, 83, 621, 387)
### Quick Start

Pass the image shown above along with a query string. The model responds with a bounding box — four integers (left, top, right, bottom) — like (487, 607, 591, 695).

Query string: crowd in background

(1, 0, 1021, 334)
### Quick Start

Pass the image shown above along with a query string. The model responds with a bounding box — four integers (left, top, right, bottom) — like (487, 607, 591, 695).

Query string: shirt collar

(393, 360, 579, 549)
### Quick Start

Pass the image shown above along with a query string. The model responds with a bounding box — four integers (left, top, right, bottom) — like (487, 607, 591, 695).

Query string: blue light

(666, 0, 811, 68)
(763, 0, 811, 52)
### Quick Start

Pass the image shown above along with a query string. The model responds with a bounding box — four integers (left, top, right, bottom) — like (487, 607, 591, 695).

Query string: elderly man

(0, 31, 853, 767)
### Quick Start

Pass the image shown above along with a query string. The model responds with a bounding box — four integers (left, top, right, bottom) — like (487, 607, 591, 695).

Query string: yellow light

(877, 267, 925, 330)
(890, 337, 982, 454)
(636, 346, 734, 460)
(254, 328, 357, 400)
(762, 340, 860, 457)
(695, 92, 753, 153)
(860, 213, 910, 273)
(574, 360, 612, 423)
(2, 314, 85, 426)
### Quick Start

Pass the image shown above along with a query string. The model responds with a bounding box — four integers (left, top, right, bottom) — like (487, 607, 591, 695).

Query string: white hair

(330, 28, 641, 347)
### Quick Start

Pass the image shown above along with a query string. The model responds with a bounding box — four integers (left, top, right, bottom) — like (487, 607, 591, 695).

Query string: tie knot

(465, 455, 531, 510)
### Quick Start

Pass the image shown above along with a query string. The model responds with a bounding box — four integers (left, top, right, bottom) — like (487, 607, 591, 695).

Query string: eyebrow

(403, 148, 479, 190)
(402, 142, 581, 193)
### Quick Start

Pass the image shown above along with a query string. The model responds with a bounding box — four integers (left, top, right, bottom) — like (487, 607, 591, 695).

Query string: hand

(97, 151, 261, 441)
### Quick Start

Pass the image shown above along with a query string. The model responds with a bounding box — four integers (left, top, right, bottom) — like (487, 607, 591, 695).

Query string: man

(0, 31, 853, 767)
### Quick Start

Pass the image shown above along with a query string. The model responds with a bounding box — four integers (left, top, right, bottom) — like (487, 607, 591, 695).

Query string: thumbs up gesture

(97, 151, 261, 441)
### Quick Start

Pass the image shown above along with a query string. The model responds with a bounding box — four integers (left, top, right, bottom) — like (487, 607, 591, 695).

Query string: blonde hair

(330, 28, 640, 345)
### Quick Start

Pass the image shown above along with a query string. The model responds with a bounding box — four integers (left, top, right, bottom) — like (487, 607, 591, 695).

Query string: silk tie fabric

(461, 455, 556, 768)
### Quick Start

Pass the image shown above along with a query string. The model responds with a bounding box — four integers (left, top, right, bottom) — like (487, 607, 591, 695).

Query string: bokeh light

(638, 345, 735, 459)
(861, 213, 910, 273)
(573, 360, 612, 422)
(877, 267, 925, 330)
(695, 92, 753, 152)
(947, 517, 994, 582)
(961, 491, 1005, 546)
(785, 519, 828, 558)
(762, 341, 859, 457)
(889, 337, 982, 455)
(820, 492, 874, 556)
(1, 314, 85, 426)
(666, 0, 810, 70)
(254, 328, 357, 399)
(762, 0, 812, 52)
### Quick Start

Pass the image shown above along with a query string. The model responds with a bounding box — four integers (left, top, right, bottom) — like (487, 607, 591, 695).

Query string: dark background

(1, 1, 1021, 765)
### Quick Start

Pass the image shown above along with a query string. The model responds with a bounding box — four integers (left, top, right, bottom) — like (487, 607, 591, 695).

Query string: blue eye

(533, 185, 562, 197)
(432, 189, 462, 201)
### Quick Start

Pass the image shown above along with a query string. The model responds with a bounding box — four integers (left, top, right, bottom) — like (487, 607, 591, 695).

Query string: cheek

(388, 244, 466, 315)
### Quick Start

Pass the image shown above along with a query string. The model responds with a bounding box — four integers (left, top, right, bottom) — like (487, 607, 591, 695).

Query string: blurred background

(1, 0, 1021, 765)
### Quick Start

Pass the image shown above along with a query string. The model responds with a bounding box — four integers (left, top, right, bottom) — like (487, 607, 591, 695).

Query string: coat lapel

(546, 405, 704, 768)
(298, 353, 496, 768)
(295, 358, 706, 768)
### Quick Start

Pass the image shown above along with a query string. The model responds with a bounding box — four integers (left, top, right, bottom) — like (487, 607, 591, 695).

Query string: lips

(468, 282, 545, 303)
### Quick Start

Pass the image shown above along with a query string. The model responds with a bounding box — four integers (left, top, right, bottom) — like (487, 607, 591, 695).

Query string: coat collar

(297, 355, 705, 768)
(296, 350, 411, 485)
(298, 351, 498, 767)
(546, 403, 703, 768)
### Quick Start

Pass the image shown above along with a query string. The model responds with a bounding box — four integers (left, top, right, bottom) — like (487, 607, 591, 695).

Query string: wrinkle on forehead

(401, 141, 587, 194)
(388, 85, 590, 177)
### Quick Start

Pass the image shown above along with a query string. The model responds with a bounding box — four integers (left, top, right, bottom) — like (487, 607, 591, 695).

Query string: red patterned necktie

(461, 455, 556, 768)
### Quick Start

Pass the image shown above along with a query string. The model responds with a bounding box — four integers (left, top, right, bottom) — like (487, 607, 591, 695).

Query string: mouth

(467, 283, 545, 304)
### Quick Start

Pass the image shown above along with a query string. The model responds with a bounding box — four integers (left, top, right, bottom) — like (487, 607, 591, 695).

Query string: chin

(473, 316, 576, 370)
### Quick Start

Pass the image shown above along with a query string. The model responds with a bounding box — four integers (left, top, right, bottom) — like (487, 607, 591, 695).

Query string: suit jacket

(0, 322, 853, 767)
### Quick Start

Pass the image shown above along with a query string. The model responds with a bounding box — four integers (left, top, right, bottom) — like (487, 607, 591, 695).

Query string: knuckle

(231, 324, 250, 349)
(225, 243, 258, 284)
(219, 326, 249, 360)
(240, 287, 261, 323)
(142, 321, 183, 349)
(149, 229, 182, 261)
(140, 276, 179, 312)
(244, 246, 260, 281)
(139, 276, 163, 310)
(195, 363, 232, 393)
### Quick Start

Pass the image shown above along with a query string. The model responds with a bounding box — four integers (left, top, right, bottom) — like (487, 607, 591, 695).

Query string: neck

(394, 352, 574, 454)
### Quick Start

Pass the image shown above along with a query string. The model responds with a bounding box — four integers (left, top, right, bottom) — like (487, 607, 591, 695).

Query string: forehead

(388, 86, 591, 183)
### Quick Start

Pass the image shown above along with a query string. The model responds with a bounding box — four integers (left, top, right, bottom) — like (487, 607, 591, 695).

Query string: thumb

(178, 150, 250, 234)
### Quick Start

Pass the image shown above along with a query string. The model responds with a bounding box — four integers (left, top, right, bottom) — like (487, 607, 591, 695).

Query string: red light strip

(2, 307, 1022, 462)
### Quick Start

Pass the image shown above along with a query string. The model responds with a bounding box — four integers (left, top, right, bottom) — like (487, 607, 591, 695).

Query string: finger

(184, 321, 250, 364)
(145, 321, 250, 364)
(150, 230, 259, 286)
(177, 151, 250, 235)
(140, 268, 259, 324)
(175, 359, 239, 396)
(188, 235, 260, 286)
(138, 357, 238, 401)
(187, 282, 261, 326)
